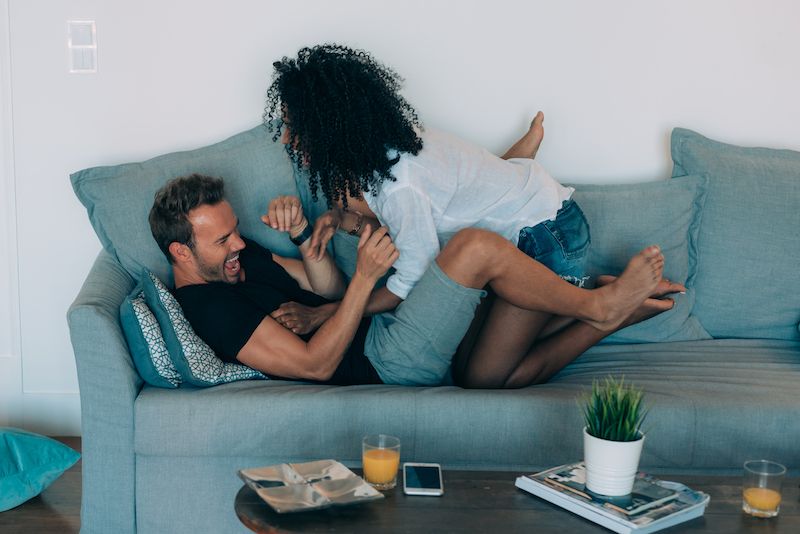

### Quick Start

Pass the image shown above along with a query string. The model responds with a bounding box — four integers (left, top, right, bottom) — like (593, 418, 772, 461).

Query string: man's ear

(168, 242, 192, 263)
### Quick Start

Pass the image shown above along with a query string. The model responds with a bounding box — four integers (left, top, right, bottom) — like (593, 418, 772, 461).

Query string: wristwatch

(290, 223, 314, 246)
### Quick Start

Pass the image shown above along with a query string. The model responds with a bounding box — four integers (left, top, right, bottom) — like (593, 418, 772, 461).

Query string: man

(148, 174, 679, 387)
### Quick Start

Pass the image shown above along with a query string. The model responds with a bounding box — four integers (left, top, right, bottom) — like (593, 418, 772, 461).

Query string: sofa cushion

(572, 176, 711, 343)
(671, 128, 800, 340)
(141, 271, 266, 387)
(70, 124, 301, 284)
(119, 285, 181, 388)
(0, 428, 80, 512)
(133, 340, 800, 472)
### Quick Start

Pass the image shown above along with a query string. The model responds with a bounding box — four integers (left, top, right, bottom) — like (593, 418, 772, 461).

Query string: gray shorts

(364, 261, 487, 386)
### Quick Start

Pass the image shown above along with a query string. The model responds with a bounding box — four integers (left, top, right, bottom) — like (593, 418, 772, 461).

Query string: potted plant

(581, 376, 647, 496)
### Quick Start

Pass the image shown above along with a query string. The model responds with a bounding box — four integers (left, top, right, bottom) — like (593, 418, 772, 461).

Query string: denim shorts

(517, 199, 591, 287)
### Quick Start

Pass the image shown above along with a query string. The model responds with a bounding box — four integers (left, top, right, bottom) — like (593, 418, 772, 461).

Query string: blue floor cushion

(0, 428, 80, 512)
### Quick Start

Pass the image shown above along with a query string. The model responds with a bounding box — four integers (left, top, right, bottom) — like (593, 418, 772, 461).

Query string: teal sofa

(68, 126, 800, 533)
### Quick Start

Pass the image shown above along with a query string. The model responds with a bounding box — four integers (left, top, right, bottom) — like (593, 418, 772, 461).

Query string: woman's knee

(442, 228, 506, 266)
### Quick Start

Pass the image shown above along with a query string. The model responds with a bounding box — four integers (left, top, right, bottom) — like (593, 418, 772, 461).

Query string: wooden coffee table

(235, 469, 800, 533)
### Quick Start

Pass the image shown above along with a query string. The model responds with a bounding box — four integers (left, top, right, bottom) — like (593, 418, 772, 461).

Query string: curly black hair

(264, 44, 423, 208)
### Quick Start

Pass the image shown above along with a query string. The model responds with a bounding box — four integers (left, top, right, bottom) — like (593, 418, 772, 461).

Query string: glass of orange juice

(362, 434, 401, 490)
(742, 459, 786, 518)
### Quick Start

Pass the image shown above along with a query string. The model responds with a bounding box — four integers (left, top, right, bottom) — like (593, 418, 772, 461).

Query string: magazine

(238, 459, 384, 513)
(515, 462, 709, 534)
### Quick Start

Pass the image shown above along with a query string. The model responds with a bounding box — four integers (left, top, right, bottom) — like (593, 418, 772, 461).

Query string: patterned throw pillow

(120, 287, 181, 388)
(141, 271, 267, 387)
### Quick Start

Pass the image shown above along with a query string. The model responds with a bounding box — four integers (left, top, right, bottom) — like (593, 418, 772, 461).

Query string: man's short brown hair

(148, 174, 225, 263)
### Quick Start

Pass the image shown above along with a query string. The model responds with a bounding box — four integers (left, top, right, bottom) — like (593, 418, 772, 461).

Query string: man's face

(185, 201, 246, 284)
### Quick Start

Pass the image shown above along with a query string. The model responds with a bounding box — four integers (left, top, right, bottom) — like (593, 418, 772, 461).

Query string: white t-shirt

(364, 127, 574, 300)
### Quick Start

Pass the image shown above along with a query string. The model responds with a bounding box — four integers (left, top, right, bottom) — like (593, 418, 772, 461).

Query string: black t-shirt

(174, 238, 381, 385)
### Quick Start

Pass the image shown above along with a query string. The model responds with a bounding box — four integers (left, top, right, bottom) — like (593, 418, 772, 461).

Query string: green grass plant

(581, 376, 646, 442)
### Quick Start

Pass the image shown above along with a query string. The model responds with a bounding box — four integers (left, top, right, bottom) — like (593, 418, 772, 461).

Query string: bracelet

(290, 222, 314, 247)
(347, 210, 364, 236)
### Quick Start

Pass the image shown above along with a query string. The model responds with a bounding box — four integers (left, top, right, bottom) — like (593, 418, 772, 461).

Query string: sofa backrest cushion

(119, 285, 181, 388)
(70, 124, 301, 284)
(141, 271, 266, 387)
(572, 175, 711, 343)
(671, 128, 800, 340)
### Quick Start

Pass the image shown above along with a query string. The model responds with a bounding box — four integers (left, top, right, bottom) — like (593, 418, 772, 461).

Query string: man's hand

(308, 208, 342, 261)
(355, 226, 399, 283)
(270, 301, 339, 335)
(261, 195, 307, 237)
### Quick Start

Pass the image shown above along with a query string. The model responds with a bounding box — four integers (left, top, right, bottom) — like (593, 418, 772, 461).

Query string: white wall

(2, 0, 799, 435)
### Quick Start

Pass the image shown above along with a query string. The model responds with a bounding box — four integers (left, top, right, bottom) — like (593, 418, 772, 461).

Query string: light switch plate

(67, 20, 97, 74)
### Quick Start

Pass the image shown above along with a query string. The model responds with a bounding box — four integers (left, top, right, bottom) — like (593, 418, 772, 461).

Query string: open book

(516, 462, 709, 534)
(238, 460, 384, 513)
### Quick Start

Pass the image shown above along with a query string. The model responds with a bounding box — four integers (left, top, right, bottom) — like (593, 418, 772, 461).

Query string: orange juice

(363, 448, 400, 485)
(743, 487, 781, 517)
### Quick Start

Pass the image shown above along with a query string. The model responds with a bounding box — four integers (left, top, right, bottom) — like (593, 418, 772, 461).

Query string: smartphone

(403, 462, 444, 496)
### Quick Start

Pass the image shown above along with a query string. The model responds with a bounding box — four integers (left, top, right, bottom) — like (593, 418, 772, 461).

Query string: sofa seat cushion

(671, 128, 800, 340)
(134, 340, 800, 471)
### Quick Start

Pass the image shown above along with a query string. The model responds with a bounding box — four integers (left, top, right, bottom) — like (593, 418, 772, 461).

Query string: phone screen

(405, 465, 441, 489)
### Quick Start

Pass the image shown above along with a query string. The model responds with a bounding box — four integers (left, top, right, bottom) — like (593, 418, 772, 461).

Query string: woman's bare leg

(502, 111, 545, 160)
(459, 296, 675, 388)
(436, 228, 664, 332)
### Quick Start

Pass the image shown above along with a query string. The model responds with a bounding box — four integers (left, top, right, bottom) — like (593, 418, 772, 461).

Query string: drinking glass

(362, 434, 401, 490)
(742, 459, 786, 518)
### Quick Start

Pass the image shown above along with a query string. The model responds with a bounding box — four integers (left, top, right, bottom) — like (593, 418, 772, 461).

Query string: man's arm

(236, 226, 398, 381)
(264, 195, 346, 299)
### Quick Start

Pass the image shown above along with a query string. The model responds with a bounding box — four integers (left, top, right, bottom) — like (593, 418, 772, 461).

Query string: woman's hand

(308, 208, 343, 261)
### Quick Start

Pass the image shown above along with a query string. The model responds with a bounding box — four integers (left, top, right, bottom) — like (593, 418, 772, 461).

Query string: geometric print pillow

(119, 287, 181, 388)
(140, 270, 267, 387)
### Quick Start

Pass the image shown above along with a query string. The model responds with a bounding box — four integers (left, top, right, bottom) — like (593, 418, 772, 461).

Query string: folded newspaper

(238, 459, 384, 513)
(515, 462, 709, 534)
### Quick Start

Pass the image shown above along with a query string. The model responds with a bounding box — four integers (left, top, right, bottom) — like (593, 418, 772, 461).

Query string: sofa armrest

(67, 250, 139, 534)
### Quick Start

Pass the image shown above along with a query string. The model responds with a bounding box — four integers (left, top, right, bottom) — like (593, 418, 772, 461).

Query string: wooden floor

(0, 437, 81, 534)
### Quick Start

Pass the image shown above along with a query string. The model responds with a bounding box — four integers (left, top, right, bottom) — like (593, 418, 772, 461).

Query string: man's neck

(172, 265, 206, 289)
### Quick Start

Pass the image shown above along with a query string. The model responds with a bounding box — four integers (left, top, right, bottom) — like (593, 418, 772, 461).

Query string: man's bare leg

(437, 228, 664, 332)
(501, 111, 545, 160)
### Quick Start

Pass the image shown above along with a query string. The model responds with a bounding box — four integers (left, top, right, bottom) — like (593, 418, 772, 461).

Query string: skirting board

(0, 390, 81, 436)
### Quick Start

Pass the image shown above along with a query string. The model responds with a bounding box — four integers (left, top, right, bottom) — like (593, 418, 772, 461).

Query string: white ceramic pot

(583, 427, 644, 496)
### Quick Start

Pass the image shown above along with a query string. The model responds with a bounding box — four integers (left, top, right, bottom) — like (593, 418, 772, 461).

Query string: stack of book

(515, 462, 710, 534)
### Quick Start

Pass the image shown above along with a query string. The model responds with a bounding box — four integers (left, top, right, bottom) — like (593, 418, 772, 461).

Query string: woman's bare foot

(596, 274, 686, 298)
(501, 111, 545, 160)
(587, 246, 664, 331)
(617, 297, 675, 329)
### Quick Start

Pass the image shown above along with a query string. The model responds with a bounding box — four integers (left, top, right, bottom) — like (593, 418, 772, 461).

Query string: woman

(263, 44, 676, 387)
